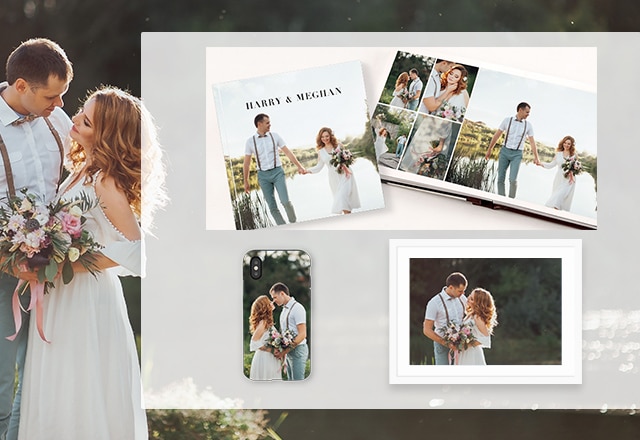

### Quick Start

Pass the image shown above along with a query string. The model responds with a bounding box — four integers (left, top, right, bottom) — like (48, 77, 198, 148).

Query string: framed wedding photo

(389, 239, 582, 385)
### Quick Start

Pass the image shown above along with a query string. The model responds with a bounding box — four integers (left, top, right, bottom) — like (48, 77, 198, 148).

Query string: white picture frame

(389, 239, 582, 384)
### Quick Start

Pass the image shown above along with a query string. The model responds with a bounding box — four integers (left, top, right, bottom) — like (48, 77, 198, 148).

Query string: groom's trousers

(286, 343, 308, 380)
(0, 276, 28, 440)
(497, 147, 523, 198)
(257, 167, 297, 225)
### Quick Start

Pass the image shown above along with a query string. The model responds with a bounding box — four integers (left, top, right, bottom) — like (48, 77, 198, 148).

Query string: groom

(243, 113, 307, 226)
(484, 102, 540, 198)
(269, 282, 308, 380)
(406, 68, 423, 111)
(423, 272, 468, 365)
(0, 38, 73, 440)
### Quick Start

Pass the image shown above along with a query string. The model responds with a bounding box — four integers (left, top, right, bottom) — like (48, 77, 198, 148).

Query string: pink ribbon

(340, 164, 352, 178)
(5, 280, 50, 343)
(448, 349, 460, 365)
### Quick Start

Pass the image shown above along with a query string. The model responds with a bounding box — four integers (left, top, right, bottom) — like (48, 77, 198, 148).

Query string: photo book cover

(373, 50, 597, 229)
(211, 60, 385, 230)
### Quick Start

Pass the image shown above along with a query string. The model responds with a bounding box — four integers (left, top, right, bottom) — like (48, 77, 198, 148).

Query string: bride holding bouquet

(249, 295, 283, 380)
(538, 135, 582, 211)
(306, 127, 360, 215)
(457, 288, 497, 365)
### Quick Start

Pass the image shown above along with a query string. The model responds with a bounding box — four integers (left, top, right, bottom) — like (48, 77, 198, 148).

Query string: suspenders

(503, 117, 527, 151)
(437, 293, 465, 324)
(0, 117, 64, 197)
(252, 132, 277, 171)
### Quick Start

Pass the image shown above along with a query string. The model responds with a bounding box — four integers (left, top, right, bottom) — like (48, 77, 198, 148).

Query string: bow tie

(11, 114, 39, 126)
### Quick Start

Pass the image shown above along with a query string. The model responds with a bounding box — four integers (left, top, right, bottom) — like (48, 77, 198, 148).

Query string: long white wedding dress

(457, 317, 491, 365)
(307, 148, 361, 214)
(389, 86, 407, 108)
(542, 152, 576, 211)
(249, 326, 282, 381)
(374, 133, 388, 160)
(18, 176, 147, 439)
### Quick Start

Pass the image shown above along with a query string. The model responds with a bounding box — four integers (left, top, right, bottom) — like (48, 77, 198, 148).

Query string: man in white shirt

(423, 272, 468, 365)
(418, 59, 453, 114)
(406, 68, 423, 111)
(0, 38, 73, 440)
(243, 114, 306, 225)
(484, 102, 540, 198)
(270, 282, 308, 380)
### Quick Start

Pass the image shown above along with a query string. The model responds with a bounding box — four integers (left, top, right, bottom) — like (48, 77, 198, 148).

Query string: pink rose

(60, 213, 82, 238)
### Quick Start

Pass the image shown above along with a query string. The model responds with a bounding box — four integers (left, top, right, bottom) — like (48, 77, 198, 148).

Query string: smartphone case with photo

(243, 250, 311, 381)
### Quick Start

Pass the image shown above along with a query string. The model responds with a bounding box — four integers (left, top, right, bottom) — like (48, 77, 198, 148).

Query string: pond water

(484, 160, 597, 219)
(243, 158, 385, 224)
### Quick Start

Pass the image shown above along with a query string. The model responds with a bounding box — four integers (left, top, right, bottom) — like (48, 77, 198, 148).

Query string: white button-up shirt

(499, 116, 535, 151)
(244, 131, 286, 171)
(425, 287, 468, 338)
(279, 296, 307, 345)
(0, 82, 72, 203)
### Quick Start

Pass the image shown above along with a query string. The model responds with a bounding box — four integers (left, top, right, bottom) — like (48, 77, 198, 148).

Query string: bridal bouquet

(265, 327, 295, 353)
(0, 189, 103, 341)
(562, 156, 583, 182)
(265, 326, 295, 377)
(438, 321, 477, 364)
(329, 146, 354, 175)
(433, 102, 466, 122)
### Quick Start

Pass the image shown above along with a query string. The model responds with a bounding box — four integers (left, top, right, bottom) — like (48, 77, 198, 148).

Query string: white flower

(34, 205, 50, 225)
(68, 205, 83, 218)
(68, 247, 80, 262)
(19, 198, 33, 212)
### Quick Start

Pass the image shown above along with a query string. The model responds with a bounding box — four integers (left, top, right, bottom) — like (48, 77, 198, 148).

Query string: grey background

(141, 33, 639, 409)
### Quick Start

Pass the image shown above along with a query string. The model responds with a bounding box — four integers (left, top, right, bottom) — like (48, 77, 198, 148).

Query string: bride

(458, 288, 497, 366)
(389, 72, 409, 108)
(538, 135, 579, 211)
(306, 127, 360, 215)
(249, 295, 282, 380)
(422, 64, 470, 122)
(18, 87, 167, 439)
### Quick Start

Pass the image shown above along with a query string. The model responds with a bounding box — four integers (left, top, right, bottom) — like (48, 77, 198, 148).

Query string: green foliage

(147, 408, 276, 440)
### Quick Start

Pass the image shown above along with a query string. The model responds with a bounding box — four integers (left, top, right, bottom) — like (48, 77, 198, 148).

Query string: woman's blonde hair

(249, 295, 274, 334)
(315, 127, 338, 150)
(556, 135, 576, 156)
(467, 288, 498, 333)
(68, 86, 167, 232)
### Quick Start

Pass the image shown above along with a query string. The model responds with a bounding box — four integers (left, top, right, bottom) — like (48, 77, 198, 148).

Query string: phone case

(243, 250, 311, 381)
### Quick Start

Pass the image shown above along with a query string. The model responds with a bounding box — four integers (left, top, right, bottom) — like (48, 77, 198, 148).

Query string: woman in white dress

(18, 87, 167, 439)
(458, 288, 497, 366)
(249, 295, 282, 380)
(389, 72, 409, 108)
(423, 64, 470, 122)
(538, 135, 578, 211)
(374, 127, 389, 161)
(306, 127, 360, 214)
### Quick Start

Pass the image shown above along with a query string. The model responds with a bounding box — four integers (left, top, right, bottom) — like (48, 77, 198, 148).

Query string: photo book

(211, 60, 385, 230)
(373, 50, 597, 229)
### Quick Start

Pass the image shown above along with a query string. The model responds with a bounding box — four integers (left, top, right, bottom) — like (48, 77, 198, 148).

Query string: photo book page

(210, 59, 385, 229)
(373, 50, 597, 229)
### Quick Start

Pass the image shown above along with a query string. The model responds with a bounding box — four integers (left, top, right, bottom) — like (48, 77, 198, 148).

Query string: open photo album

(373, 50, 597, 229)
(211, 60, 385, 230)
